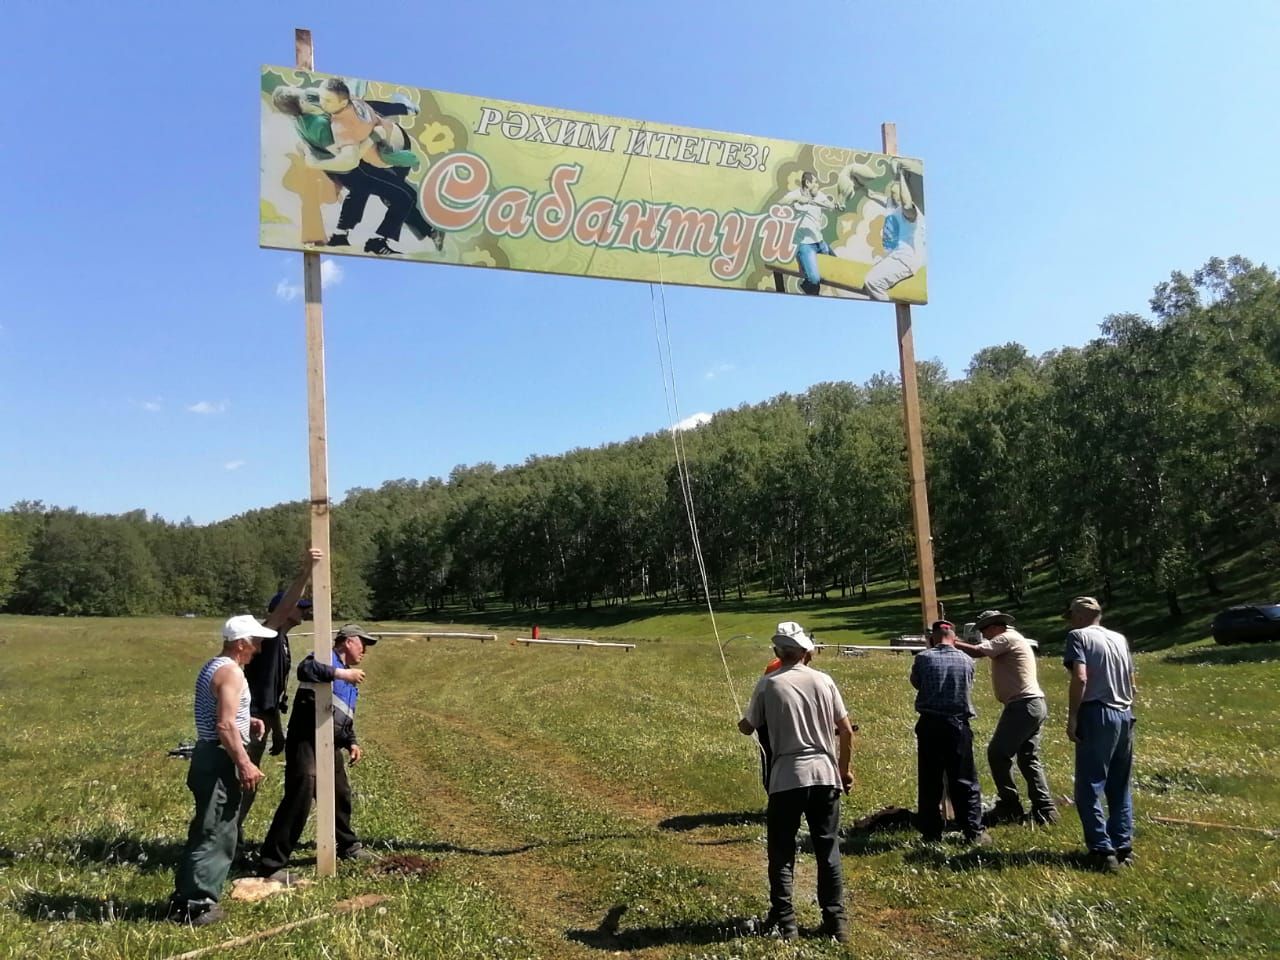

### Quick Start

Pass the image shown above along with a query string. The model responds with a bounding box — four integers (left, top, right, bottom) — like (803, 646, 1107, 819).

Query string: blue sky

(2, 1, 1277, 523)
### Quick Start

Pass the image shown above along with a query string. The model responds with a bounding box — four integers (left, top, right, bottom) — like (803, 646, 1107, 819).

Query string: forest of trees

(2, 257, 1276, 621)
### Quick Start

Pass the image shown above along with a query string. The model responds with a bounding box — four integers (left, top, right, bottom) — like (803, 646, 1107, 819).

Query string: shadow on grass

(15, 891, 168, 923)
(567, 904, 757, 951)
(359, 832, 642, 858)
(904, 846, 1091, 872)
(1163, 643, 1280, 666)
(840, 831, 917, 856)
(658, 811, 764, 832)
(0, 834, 186, 873)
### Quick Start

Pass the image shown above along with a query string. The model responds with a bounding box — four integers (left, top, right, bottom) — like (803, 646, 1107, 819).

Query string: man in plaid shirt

(910, 620, 990, 844)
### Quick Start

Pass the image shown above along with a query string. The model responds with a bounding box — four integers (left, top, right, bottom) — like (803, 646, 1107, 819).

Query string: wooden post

(881, 122, 939, 633)
(296, 26, 337, 879)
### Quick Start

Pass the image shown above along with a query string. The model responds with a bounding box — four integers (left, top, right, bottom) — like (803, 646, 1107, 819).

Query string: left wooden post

(295, 26, 337, 879)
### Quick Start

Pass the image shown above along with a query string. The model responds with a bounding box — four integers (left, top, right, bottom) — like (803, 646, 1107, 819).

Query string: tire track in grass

(372, 697, 794, 959)
(370, 695, 955, 958)
(370, 732, 603, 960)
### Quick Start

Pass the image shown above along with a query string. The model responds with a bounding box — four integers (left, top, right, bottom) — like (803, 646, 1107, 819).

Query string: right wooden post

(881, 122, 939, 633)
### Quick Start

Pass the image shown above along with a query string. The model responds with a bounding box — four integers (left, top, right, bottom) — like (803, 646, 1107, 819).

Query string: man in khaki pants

(955, 610, 1058, 826)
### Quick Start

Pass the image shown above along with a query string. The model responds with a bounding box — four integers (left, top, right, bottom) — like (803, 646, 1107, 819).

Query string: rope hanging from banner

(645, 158, 746, 723)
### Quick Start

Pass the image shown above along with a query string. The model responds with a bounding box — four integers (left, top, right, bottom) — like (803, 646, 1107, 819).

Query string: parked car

(1211, 603, 1280, 645)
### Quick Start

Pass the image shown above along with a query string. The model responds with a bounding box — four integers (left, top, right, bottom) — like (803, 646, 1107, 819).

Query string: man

(756, 647, 811, 791)
(954, 609, 1058, 826)
(1064, 596, 1136, 872)
(258, 623, 379, 881)
(236, 547, 323, 854)
(269, 82, 443, 255)
(781, 172, 840, 295)
(910, 620, 989, 845)
(863, 163, 922, 301)
(738, 622, 853, 943)
(314, 78, 444, 256)
(835, 158, 924, 301)
(168, 615, 276, 926)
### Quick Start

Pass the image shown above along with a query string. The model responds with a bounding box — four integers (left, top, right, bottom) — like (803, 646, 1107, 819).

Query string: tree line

(1, 257, 1275, 621)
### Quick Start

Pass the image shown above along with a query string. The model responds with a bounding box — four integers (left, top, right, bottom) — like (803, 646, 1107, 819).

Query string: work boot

(985, 801, 1025, 826)
(260, 868, 302, 886)
(1116, 847, 1135, 867)
(819, 914, 850, 944)
(339, 843, 377, 862)
(168, 901, 224, 927)
(966, 830, 994, 848)
(760, 909, 798, 941)
(1088, 850, 1122, 874)
(1032, 807, 1060, 826)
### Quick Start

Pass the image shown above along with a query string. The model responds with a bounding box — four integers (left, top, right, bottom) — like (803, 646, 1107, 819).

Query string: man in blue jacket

(258, 623, 378, 880)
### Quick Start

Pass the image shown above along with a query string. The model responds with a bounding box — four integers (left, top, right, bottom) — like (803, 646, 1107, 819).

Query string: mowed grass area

(0, 609, 1277, 959)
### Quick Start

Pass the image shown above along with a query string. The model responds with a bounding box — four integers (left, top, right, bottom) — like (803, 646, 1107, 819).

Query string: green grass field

(1, 600, 1278, 959)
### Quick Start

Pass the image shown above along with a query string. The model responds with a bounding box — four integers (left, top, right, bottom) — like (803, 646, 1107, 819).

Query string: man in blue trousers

(1064, 596, 1136, 872)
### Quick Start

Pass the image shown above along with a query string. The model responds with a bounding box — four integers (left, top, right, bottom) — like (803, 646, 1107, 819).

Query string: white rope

(644, 155, 744, 720)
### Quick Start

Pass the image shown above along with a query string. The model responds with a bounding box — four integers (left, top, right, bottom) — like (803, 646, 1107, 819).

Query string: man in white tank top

(168, 615, 276, 926)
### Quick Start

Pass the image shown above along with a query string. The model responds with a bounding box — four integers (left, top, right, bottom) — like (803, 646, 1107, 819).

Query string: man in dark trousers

(258, 623, 379, 881)
(237, 548, 321, 855)
(738, 621, 854, 943)
(910, 620, 990, 845)
(953, 609, 1059, 826)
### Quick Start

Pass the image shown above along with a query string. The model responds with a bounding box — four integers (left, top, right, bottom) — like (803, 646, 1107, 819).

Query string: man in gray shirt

(739, 621, 854, 943)
(1063, 596, 1135, 872)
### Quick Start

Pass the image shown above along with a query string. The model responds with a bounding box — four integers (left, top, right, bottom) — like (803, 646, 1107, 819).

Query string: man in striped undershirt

(168, 614, 277, 927)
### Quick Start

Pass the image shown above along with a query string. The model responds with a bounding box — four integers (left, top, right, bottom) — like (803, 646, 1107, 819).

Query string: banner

(260, 67, 927, 304)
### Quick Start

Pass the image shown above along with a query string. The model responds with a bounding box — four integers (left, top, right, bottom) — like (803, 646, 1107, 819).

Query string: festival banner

(260, 67, 927, 304)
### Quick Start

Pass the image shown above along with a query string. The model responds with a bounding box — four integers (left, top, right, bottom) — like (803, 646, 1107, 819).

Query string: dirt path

(371, 700, 951, 958)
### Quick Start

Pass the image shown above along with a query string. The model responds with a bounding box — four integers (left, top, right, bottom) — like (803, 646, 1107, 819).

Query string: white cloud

(704, 363, 735, 381)
(320, 258, 343, 288)
(186, 400, 229, 415)
(275, 279, 301, 302)
(275, 258, 342, 302)
(223, 460, 246, 471)
(672, 412, 712, 432)
(141, 399, 162, 412)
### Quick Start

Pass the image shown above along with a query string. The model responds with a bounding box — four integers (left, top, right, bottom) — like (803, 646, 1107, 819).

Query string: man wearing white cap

(168, 614, 276, 926)
(738, 621, 854, 943)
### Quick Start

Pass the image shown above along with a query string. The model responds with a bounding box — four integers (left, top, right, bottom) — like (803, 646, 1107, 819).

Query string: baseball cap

(222, 614, 278, 642)
(930, 619, 955, 632)
(1069, 596, 1103, 615)
(337, 623, 379, 646)
(267, 591, 314, 614)
(772, 621, 814, 653)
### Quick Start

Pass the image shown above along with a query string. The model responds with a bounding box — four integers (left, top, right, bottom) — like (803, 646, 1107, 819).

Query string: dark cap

(930, 619, 954, 632)
(267, 591, 314, 614)
(336, 623, 378, 645)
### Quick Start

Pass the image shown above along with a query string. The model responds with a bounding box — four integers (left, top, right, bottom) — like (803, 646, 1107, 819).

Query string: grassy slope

(0, 603, 1277, 959)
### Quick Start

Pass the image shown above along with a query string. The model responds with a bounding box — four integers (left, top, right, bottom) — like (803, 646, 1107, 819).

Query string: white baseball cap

(221, 614, 278, 642)
(772, 621, 814, 653)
